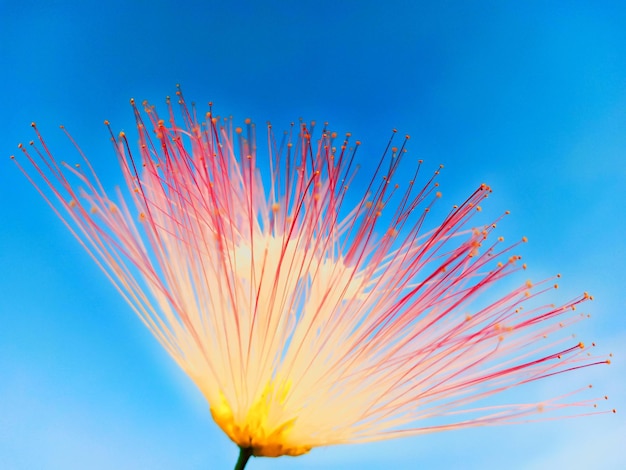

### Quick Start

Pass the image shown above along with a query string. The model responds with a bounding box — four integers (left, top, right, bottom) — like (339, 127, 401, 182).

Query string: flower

(13, 88, 612, 468)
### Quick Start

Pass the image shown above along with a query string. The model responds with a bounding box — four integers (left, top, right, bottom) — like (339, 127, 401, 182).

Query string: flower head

(13, 88, 612, 464)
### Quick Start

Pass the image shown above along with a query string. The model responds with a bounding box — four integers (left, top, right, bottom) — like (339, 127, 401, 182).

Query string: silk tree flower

(13, 89, 612, 469)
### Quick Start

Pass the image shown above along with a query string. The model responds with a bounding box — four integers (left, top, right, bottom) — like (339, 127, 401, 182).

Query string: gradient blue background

(1, 1, 624, 468)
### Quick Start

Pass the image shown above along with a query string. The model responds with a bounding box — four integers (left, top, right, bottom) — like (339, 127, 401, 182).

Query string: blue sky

(1, 1, 625, 469)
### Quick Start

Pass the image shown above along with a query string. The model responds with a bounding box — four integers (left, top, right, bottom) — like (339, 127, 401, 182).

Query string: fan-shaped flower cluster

(13, 89, 611, 465)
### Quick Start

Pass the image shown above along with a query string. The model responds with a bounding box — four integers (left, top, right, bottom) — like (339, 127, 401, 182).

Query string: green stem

(234, 447, 253, 470)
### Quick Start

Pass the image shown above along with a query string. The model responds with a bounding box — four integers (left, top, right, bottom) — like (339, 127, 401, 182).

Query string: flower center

(210, 380, 311, 457)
